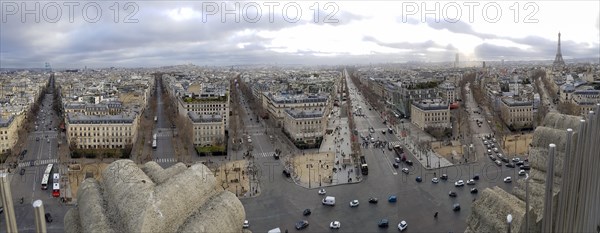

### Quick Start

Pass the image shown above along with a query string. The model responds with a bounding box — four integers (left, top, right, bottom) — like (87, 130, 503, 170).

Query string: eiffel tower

(553, 32, 565, 70)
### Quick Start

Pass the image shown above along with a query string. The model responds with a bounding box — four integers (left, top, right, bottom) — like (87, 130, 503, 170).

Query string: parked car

(512, 157, 521, 163)
(495, 160, 502, 166)
(377, 219, 389, 228)
(518, 170, 527, 176)
(501, 157, 510, 163)
(516, 161, 525, 166)
(295, 220, 309, 230)
(395, 157, 401, 163)
(242, 220, 250, 228)
(489, 155, 497, 161)
(506, 163, 515, 168)
(368, 197, 378, 204)
(398, 220, 408, 231)
(520, 164, 531, 170)
(303, 209, 311, 216)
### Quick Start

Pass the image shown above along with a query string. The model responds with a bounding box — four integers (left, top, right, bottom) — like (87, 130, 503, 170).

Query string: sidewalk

(288, 103, 361, 189)
(395, 122, 455, 169)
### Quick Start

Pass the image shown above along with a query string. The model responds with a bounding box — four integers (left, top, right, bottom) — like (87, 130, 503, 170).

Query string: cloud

(426, 19, 497, 39)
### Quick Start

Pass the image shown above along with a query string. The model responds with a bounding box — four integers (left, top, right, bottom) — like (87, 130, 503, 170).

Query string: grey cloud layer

(0, 1, 598, 68)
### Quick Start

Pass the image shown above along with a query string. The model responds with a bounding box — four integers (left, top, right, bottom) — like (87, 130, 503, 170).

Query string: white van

(322, 196, 335, 206)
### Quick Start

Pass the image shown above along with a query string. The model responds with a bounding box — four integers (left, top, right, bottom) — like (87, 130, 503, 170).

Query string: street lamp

(525, 173, 530, 232)
(507, 214, 513, 233)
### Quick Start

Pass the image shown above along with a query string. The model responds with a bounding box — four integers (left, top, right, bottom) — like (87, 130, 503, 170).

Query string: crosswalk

(252, 151, 275, 158)
(155, 131, 172, 138)
(389, 141, 403, 147)
(18, 158, 58, 168)
(153, 158, 177, 163)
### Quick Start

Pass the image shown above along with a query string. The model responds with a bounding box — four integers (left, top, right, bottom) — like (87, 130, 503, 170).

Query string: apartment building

(410, 99, 450, 130)
(66, 113, 139, 149)
(188, 112, 224, 146)
(438, 82, 457, 103)
(282, 109, 326, 147)
(499, 98, 533, 130)
(571, 90, 600, 115)
(0, 115, 22, 154)
(264, 93, 329, 126)
(177, 89, 229, 130)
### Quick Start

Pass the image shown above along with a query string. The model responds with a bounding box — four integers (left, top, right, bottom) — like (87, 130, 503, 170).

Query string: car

(504, 177, 512, 183)
(369, 127, 375, 133)
(516, 161, 525, 166)
(242, 220, 250, 228)
(441, 174, 448, 180)
(501, 157, 510, 163)
(483, 140, 488, 145)
(47, 138, 50, 143)
(36, 137, 39, 141)
(495, 160, 502, 166)
(273, 154, 280, 160)
(381, 129, 386, 134)
(349, 200, 359, 207)
(453, 203, 461, 211)
(377, 218, 389, 228)
(45, 213, 53, 223)
(398, 220, 408, 231)
(282, 170, 291, 177)
(395, 157, 401, 163)
(487, 149, 492, 155)
(415, 176, 422, 182)
(518, 170, 527, 176)
(401, 168, 409, 174)
(470, 188, 478, 194)
(506, 163, 515, 168)
(303, 208, 311, 216)
(0, 206, 3, 214)
(454, 180, 464, 187)
(329, 221, 341, 229)
(520, 164, 531, 170)
(392, 163, 399, 168)
(405, 160, 413, 166)
(388, 195, 397, 203)
(489, 155, 497, 161)
(318, 189, 326, 195)
(497, 153, 504, 158)
(492, 138, 497, 143)
(295, 220, 309, 230)
(473, 174, 480, 180)
(512, 157, 521, 163)
(466, 179, 475, 185)
(449, 191, 457, 197)
(368, 197, 378, 204)
(432, 177, 439, 183)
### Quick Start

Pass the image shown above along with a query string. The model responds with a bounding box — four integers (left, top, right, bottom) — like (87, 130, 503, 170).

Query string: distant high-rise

(553, 32, 565, 69)
(454, 53, 459, 68)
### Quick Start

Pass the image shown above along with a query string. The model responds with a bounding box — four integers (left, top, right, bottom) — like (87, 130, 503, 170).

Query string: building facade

(66, 113, 139, 149)
(188, 112, 224, 146)
(499, 98, 533, 130)
(177, 92, 230, 130)
(0, 115, 22, 154)
(264, 93, 329, 126)
(282, 109, 326, 147)
(410, 100, 450, 130)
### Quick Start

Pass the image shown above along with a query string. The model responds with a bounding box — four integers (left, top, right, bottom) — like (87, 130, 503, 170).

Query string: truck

(360, 156, 368, 175)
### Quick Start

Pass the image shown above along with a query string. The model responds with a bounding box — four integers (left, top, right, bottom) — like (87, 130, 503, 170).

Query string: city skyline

(1, 1, 599, 68)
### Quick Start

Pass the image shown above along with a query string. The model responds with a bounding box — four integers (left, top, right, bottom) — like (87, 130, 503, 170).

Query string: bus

(152, 139, 157, 150)
(52, 183, 60, 197)
(41, 164, 53, 190)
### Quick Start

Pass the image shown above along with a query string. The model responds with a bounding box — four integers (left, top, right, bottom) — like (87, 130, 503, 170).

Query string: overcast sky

(1, 1, 598, 68)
